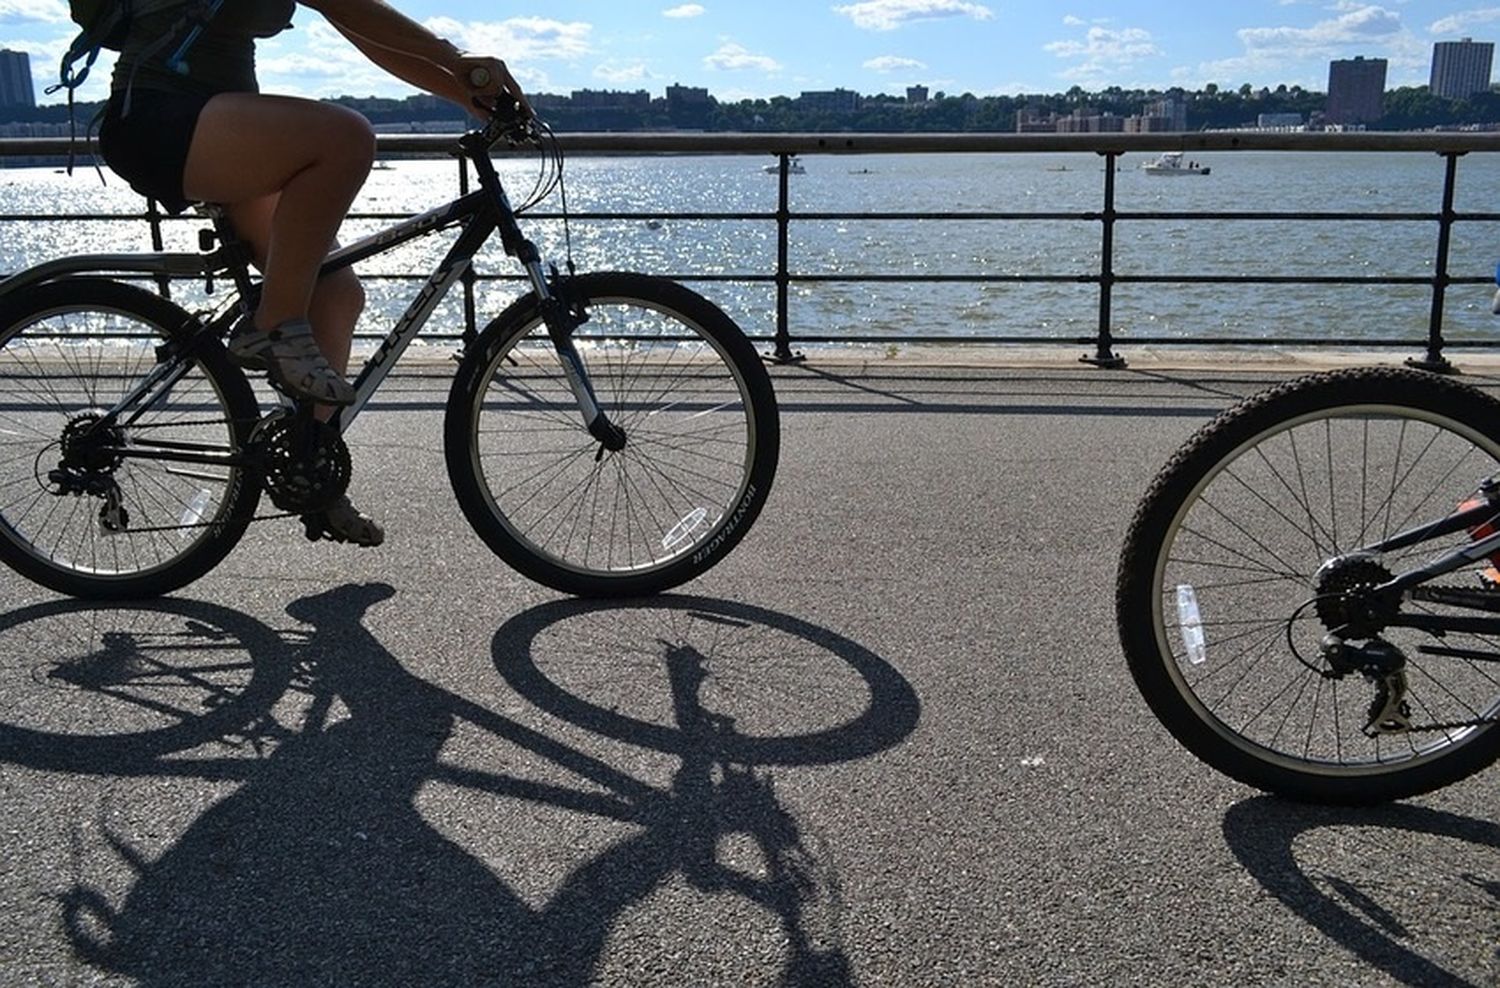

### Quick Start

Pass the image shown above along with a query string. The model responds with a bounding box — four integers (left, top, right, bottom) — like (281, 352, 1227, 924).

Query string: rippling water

(1, 149, 1497, 344)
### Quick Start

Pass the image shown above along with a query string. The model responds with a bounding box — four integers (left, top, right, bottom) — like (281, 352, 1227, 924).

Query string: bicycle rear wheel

(446, 272, 779, 597)
(0, 279, 260, 598)
(1117, 367, 1500, 803)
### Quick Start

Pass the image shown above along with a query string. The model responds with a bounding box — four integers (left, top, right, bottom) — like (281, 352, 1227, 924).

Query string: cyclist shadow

(50, 585, 918, 986)
(1223, 796, 1500, 987)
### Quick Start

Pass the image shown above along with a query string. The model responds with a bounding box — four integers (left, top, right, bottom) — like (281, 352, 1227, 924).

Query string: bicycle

(1117, 364, 1500, 803)
(0, 105, 779, 599)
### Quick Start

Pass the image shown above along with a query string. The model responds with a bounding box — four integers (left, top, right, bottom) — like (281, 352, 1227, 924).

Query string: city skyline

(0, 1, 1496, 104)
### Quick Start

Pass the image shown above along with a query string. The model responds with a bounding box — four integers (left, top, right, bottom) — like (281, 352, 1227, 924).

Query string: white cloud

(1237, 5, 1403, 56)
(662, 4, 706, 17)
(421, 16, 594, 62)
(864, 55, 927, 71)
(0, 0, 66, 24)
(593, 60, 649, 83)
(703, 42, 781, 72)
(833, 0, 994, 32)
(1046, 25, 1158, 60)
(1430, 7, 1500, 35)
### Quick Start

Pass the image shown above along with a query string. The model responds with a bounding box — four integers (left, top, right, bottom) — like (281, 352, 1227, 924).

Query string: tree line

(6, 84, 1499, 132)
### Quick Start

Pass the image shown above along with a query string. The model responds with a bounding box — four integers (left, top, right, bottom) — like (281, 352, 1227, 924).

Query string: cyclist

(96, 0, 532, 546)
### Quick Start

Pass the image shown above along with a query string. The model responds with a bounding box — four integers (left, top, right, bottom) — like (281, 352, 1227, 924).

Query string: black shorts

(98, 89, 213, 214)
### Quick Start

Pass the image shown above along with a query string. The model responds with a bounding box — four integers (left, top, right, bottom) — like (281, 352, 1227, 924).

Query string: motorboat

(1142, 151, 1209, 176)
(763, 155, 806, 175)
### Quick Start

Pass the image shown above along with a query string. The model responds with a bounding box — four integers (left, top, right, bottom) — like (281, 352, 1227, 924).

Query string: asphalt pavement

(0, 354, 1495, 987)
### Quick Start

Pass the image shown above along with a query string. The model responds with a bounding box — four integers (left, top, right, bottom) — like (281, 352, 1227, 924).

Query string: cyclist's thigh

(182, 93, 375, 205)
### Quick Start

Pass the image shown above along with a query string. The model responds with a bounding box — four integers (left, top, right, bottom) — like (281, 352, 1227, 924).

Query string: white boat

(1142, 152, 1210, 176)
(763, 156, 806, 175)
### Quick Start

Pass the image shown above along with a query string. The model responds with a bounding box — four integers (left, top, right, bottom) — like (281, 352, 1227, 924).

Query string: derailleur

(1319, 636, 1412, 736)
(46, 467, 131, 537)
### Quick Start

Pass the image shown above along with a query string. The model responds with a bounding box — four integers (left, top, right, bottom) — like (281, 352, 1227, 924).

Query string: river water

(1, 148, 1498, 346)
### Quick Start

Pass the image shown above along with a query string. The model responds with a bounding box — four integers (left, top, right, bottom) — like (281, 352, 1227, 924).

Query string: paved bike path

(0, 361, 1493, 987)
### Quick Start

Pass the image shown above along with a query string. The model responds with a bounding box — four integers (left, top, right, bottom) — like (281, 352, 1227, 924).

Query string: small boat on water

(763, 155, 806, 175)
(1142, 151, 1210, 176)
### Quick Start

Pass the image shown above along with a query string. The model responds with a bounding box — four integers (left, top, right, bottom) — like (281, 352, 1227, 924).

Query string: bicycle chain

(1406, 715, 1500, 734)
(56, 414, 324, 534)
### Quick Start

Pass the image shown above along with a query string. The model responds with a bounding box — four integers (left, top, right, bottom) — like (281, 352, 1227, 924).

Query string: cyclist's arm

(299, 0, 531, 116)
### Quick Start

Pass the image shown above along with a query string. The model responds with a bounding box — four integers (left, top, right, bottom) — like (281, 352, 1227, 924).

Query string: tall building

(0, 50, 34, 110)
(1326, 56, 1387, 125)
(1430, 38, 1494, 99)
(906, 85, 929, 104)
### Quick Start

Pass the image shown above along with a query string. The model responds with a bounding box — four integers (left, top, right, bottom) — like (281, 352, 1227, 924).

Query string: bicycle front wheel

(1117, 367, 1500, 803)
(0, 279, 260, 598)
(446, 272, 779, 597)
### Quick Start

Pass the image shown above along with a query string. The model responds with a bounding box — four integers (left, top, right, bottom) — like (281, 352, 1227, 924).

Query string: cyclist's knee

(320, 105, 376, 175)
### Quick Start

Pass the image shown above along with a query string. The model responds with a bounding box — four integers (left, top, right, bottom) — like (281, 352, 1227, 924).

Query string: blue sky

(3, 1, 1498, 103)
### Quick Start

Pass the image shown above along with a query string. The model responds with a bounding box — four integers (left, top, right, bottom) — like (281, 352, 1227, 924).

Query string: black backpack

(53, 0, 222, 96)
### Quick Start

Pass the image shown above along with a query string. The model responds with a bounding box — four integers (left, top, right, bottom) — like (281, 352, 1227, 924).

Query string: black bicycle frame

(28, 124, 622, 472)
(1337, 497, 1500, 642)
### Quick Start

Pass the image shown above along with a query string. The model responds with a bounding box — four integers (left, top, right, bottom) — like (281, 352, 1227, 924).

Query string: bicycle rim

(1148, 394, 1500, 784)
(462, 289, 766, 588)
(0, 292, 250, 593)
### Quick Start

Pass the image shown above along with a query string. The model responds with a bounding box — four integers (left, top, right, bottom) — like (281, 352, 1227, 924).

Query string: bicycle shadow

(1223, 797, 1500, 987)
(17, 584, 919, 986)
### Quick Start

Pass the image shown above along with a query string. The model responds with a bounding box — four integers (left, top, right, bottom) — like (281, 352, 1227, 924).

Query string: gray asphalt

(0, 359, 1495, 987)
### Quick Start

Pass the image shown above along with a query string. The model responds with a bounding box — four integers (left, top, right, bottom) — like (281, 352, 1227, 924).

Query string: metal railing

(2, 130, 1499, 369)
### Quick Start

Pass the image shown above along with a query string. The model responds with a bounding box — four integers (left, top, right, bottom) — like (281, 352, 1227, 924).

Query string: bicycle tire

(446, 272, 779, 597)
(0, 279, 261, 598)
(1117, 367, 1500, 803)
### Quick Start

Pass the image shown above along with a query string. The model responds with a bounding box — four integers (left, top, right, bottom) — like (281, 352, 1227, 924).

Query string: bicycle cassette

(250, 411, 351, 514)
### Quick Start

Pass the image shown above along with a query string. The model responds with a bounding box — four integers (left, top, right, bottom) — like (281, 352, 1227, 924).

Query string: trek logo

(690, 484, 758, 564)
(367, 262, 466, 373)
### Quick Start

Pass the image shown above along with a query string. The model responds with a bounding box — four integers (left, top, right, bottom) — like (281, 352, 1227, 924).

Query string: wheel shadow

(0, 585, 919, 986)
(1223, 797, 1500, 987)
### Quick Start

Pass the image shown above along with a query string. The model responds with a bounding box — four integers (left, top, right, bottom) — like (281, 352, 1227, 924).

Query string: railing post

(770, 152, 802, 363)
(1081, 151, 1126, 369)
(1408, 151, 1463, 374)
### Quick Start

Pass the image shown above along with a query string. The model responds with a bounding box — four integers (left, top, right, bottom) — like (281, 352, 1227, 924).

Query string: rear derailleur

(46, 410, 131, 534)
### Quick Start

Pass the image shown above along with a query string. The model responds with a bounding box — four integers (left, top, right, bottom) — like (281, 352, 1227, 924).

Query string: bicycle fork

(525, 259, 627, 453)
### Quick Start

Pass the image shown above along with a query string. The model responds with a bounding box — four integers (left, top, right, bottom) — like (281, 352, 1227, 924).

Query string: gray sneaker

(228, 317, 356, 406)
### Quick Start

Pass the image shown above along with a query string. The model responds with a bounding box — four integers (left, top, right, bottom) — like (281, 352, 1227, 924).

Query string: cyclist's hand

(457, 54, 532, 121)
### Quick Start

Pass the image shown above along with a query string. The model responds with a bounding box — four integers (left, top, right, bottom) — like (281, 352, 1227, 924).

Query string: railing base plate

(1080, 352, 1127, 369)
(1406, 354, 1457, 375)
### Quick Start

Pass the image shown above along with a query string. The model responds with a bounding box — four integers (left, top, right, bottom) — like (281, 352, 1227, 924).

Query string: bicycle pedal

(301, 515, 327, 542)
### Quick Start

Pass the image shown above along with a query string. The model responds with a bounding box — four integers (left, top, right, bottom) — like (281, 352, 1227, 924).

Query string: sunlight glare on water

(0, 149, 1496, 343)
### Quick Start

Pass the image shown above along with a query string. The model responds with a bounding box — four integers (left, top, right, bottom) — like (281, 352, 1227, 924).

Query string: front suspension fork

(526, 260, 626, 451)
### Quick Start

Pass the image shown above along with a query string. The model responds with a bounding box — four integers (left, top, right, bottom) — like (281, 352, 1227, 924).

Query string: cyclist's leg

(188, 102, 382, 546)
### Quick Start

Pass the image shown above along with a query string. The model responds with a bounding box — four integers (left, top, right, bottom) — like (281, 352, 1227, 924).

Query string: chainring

(250, 412, 350, 514)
